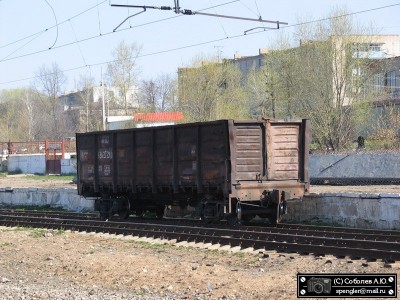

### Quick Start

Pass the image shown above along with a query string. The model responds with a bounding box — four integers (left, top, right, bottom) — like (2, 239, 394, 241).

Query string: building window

(372, 73, 384, 94)
(352, 43, 385, 59)
(386, 70, 400, 97)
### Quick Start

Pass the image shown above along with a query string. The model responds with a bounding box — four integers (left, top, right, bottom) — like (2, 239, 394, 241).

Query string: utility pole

(101, 67, 106, 130)
(214, 45, 223, 62)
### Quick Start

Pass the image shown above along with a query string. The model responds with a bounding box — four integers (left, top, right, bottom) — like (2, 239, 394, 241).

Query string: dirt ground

(0, 227, 398, 300)
(0, 174, 75, 189)
(0, 176, 400, 299)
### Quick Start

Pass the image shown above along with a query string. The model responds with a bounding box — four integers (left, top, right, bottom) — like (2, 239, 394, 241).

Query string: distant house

(106, 116, 134, 130)
(228, 35, 400, 105)
(106, 112, 184, 130)
(134, 112, 184, 128)
(59, 85, 139, 112)
(370, 56, 400, 106)
(58, 85, 139, 133)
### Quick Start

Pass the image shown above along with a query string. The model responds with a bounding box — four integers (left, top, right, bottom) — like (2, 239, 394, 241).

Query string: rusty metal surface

(76, 119, 310, 212)
(231, 123, 264, 181)
(266, 122, 300, 180)
(77, 121, 231, 195)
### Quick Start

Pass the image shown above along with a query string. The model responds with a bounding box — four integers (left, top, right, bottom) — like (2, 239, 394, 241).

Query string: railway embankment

(0, 187, 399, 230)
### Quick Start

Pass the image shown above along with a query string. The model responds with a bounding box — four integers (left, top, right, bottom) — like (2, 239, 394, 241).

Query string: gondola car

(76, 119, 309, 223)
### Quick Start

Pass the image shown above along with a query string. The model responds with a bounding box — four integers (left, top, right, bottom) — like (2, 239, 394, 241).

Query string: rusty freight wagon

(76, 119, 310, 223)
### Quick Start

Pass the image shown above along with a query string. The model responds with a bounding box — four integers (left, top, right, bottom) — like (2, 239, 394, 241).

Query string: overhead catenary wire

(43, 0, 59, 49)
(0, 31, 46, 62)
(96, 0, 103, 35)
(209, 0, 229, 38)
(0, 2, 399, 86)
(238, 0, 259, 17)
(69, 20, 88, 67)
(0, 0, 239, 64)
(253, 0, 261, 18)
(0, 0, 108, 50)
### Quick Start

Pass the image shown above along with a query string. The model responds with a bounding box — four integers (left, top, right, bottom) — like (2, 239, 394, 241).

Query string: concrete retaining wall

(283, 193, 400, 230)
(7, 155, 77, 175)
(0, 189, 398, 230)
(310, 153, 400, 180)
(61, 159, 76, 175)
(8, 154, 46, 174)
(0, 188, 94, 212)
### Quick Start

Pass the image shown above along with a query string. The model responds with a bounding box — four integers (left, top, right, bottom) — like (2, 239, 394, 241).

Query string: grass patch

(11, 205, 66, 212)
(0, 242, 12, 247)
(24, 175, 74, 181)
(11, 226, 33, 232)
(30, 229, 48, 238)
(4, 226, 63, 238)
(56, 228, 65, 235)
(137, 241, 172, 252)
(8, 168, 23, 175)
(233, 252, 245, 258)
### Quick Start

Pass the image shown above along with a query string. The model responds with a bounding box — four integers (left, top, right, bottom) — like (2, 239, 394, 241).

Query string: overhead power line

(43, 0, 59, 49)
(0, 0, 108, 50)
(0, 2, 399, 86)
(0, 0, 239, 64)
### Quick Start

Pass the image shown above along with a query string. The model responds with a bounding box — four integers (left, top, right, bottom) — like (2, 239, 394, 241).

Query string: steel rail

(1, 210, 399, 242)
(0, 214, 399, 261)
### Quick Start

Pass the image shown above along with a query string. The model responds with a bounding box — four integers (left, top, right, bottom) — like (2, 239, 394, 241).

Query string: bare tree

(139, 79, 158, 111)
(107, 41, 141, 115)
(77, 75, 97, 132)
(34, 63, 69, 139)
(156, 73, 177, 111)
(21, 89, 35, 141)
(139, 73, 177, 112)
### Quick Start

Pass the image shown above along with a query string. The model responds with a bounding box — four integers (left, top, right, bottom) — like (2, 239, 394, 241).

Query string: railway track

(0, 210, 399, 261)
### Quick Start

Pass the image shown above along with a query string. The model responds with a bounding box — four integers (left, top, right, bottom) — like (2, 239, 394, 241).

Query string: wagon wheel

(235, 201, 253, 225)
(135, 208, 144, 218)
(98, 198, 112, 220)
(156, 206, 165, 219)
(117, 196, 131, 219)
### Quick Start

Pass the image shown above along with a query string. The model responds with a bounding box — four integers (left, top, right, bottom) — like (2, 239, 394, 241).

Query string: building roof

(134, 112, 184, 122)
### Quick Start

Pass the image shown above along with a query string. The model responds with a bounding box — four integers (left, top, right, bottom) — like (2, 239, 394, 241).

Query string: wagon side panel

(76, 133, 96, 195)
(115, 131, 134, 191)
(199, 122, 230, 192)
(231, 122, 264, 181)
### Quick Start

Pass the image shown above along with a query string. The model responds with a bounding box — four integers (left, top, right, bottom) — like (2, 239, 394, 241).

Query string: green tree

(178, 56, 249, 122)
(0, 88, 39, 141)
(246, 8, 375, 151)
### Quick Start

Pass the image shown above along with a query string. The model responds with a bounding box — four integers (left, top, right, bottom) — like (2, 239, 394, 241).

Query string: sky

(0, 0, 399, 93)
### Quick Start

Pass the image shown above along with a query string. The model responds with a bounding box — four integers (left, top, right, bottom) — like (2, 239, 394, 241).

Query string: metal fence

(0, 140, 76, 156)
